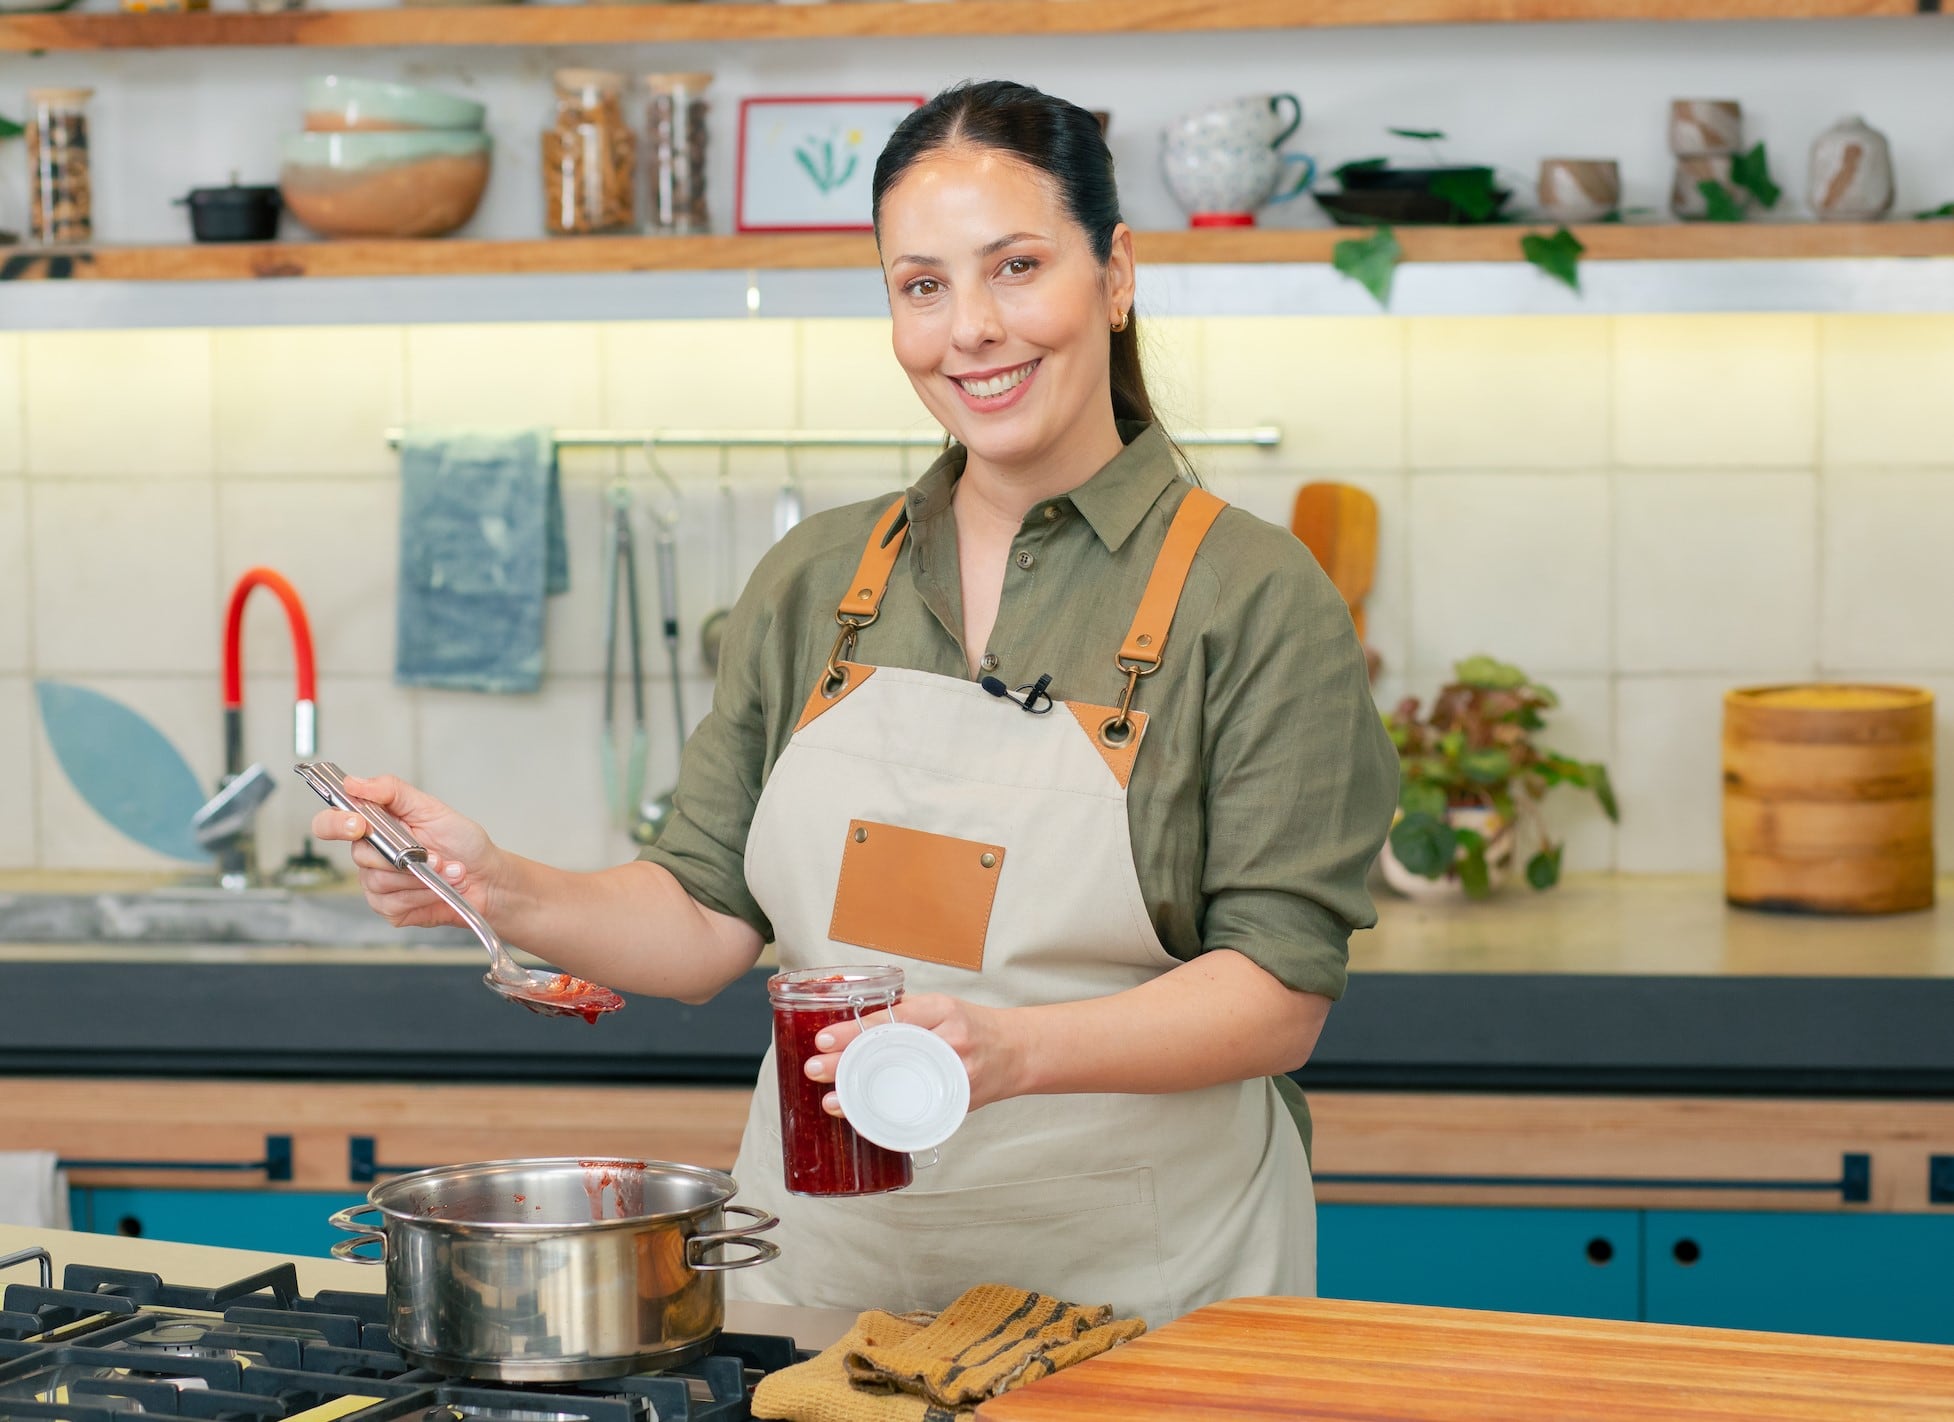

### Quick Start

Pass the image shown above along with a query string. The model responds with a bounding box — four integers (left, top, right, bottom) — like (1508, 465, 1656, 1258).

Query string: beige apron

(724, 490, 1316, 1327)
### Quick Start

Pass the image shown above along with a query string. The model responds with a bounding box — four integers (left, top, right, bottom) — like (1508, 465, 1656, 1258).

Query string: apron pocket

(829, 819, 1004, 972)
(863, 1165, 1173, 1324)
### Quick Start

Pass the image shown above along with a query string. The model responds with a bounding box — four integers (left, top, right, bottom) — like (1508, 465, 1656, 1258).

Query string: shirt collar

(904, 421, 1184, 553)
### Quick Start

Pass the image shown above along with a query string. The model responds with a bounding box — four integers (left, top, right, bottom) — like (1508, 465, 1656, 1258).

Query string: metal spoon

(294, 761, 623, 1022)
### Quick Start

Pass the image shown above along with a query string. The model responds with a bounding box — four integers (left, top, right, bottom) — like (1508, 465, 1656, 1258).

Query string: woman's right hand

(310, 775, 505, 931)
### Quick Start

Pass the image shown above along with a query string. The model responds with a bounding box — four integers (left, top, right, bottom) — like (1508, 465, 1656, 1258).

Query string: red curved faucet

(222, 567, 318, 777)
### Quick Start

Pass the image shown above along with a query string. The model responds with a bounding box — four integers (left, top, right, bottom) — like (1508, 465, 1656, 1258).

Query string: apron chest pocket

(829, 819, 1004, 973)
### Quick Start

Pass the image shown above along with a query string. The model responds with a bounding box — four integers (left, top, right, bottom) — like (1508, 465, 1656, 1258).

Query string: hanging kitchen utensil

(1290, 481, 1380, 678)
(699, 446, 737, 676)
(774, 445, 804, 543)
(294, 761, 623, 1021)
(634, 441, 686, 846)
(601, 477, 648, 832)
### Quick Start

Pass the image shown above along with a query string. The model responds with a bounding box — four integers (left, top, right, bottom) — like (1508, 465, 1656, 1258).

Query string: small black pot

(1337, 164, 1496, 193)
(178, 184, 282, 243)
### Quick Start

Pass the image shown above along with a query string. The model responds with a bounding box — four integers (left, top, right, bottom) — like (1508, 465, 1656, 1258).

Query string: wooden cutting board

(974, 1296, 1954, 1420)
(1290, 481, 1378, 641)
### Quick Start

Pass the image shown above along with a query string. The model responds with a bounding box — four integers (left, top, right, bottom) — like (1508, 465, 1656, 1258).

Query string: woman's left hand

(801, 992, 1029, 1118)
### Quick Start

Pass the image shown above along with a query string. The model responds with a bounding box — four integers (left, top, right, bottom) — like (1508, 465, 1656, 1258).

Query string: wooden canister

(1723, 684, 1935, 914)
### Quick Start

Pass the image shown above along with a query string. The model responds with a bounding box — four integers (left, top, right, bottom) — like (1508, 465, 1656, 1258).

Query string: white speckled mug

(1159, 93, 1316, 225)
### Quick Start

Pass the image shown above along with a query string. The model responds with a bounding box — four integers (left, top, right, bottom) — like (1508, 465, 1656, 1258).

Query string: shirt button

(1015, 550, 1035, 570)
(980, 652, 999, 672)
(1043, 504, 1060, 521)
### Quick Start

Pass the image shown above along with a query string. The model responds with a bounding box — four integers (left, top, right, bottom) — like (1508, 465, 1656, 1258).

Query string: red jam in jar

(768, 966, 912, 1197)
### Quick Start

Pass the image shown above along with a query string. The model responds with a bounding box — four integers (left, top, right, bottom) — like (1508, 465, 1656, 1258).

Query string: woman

(317, 79, 1396, 1326)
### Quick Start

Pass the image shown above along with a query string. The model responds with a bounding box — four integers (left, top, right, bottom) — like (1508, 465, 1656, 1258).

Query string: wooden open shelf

(0, 0, 1936, 53)
(5, 221, 1952, 284)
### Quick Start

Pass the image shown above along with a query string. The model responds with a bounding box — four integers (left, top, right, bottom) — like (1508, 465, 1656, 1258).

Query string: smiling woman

(310, 78, 1396, 1331)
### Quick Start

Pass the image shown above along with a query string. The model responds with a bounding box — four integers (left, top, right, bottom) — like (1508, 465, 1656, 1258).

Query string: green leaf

(1399, 781, 1448, 818)
(1698, 179, 1745, 223)
(1456, 841, 1492, 899)
(1334, 157, 1389, 184)
(1597, 209, 1624, 224)
(1490, 788, 1517, 822)
(0, 115, 22, 140)
(1409, 754, 1461, 787)
(1453, 654, 1529, 691)
(1915, 202, 1954, 221)
(1389, 127, 1446, 142)
(1460, 748, 1514, 785)
(1332, 226, 1402, 309)
(1428, 167, 1499, 220)
(1438, 729, 1467, 759)
(1526, 845, 1564, 890)
(1521, 226, 1585, 292)
(1389, 814, 1457, 879)
(1730, 142, 1781, 210)
(1590, 763, 1620, 822)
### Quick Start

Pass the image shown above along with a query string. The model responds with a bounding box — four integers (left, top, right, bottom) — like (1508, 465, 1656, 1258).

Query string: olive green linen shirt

(641, 422, 1398, 1151)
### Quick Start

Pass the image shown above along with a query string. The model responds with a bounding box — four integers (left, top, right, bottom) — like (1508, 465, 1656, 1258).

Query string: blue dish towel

(395, 427, 570, 694)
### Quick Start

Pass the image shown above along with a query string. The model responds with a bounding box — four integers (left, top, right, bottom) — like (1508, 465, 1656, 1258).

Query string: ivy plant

(1332, 225, 1402, 308)
(1384, 655, 1618, 898)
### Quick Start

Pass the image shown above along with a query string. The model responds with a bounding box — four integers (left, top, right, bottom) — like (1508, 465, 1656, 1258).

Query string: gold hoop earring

(1111, 310, 1128, 333)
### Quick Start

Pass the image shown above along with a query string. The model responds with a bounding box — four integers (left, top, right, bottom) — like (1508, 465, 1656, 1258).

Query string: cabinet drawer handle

(57, 1135, 293, 1183)
(1585, 1237, 1614, 1265)
(1316, 1153, 1870, 1203)
(348, 1137, 431, 1185)
(1673, 1238, 1702, 1265)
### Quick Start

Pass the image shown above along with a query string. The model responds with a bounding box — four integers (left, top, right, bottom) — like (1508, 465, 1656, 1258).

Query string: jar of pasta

(542, 69, 635, 235)
(644, 72, 711, 234)
(28, 88, 93, 247)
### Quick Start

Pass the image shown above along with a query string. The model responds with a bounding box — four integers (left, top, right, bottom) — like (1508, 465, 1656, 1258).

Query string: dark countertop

(4, 875, 1952, 1095)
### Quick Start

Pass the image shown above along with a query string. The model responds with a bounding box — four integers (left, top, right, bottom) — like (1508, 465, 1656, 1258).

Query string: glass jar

(27, 88, 92, 247)
(542, 68, 635, 236)
(767, 966, 912, 1197)
(644, 72, 711, 234)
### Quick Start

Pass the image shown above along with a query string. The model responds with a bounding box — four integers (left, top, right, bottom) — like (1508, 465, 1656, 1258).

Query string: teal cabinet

(1319, 1204, 1641, 1322)
(1645, 1210, 1954, 1346)
(70, 1187, 368, 1260)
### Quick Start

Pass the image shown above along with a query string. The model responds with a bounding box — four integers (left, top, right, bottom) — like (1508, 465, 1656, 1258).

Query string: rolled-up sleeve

(1195, 534, 1398, 1002)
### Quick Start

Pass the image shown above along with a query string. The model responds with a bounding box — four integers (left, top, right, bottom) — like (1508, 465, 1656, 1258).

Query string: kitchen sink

(0, 884, 474, 948)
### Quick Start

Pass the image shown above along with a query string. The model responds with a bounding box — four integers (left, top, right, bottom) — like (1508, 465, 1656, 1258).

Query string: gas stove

(0, 1249, 802, 1422)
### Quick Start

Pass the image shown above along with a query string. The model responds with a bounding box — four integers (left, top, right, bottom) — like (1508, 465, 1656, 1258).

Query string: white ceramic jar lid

(834, 1022, 969, 1154)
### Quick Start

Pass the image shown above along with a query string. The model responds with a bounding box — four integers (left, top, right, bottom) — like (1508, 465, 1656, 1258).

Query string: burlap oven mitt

(751, 1283, 1147, 1422)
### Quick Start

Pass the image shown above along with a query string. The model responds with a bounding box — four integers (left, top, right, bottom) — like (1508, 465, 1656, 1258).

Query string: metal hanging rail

(382, 425, 1282, 450)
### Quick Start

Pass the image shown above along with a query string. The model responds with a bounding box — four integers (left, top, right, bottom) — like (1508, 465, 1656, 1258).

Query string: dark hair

(871, 80, 1158, 429)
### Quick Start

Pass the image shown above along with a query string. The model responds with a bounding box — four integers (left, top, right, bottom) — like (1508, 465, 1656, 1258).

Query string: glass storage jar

(543, 68, 635, 235)
(767, 966, 913, 1197)
(644, 72, 711, 234)
(28, 88, 93, 246)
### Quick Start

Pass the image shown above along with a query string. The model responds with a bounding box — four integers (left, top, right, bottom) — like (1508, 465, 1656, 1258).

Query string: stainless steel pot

(328, 1156, 778, 1381)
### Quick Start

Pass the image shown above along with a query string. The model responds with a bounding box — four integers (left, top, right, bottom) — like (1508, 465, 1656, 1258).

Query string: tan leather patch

(829, 819, 1004, 973)
(1064, 703, 1149, 790)
(795, 662, 877, 734)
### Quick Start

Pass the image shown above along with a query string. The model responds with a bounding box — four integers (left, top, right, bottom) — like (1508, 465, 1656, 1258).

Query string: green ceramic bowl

(302, 76, 486, 133)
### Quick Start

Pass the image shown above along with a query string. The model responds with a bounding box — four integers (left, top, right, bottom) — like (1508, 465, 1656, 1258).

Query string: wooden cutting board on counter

(974, 1296, 1954, 1420)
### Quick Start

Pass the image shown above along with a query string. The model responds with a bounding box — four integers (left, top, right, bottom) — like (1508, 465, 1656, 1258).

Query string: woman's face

(879, 145, 1134, 471)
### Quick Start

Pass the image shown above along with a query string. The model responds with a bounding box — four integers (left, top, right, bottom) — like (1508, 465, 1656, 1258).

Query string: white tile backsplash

(0, 334, 23, 476)
(1200, 316, 1404, 472)
(213, 327, 405, 478)
(1821, 471, 1954, 673)
(0, 481, 27, 672)
(30, 480, 220, 676)
(217, 479, 399, 678)
(8, 313, 1953, 877)
(23, 330, 215, 479)
(1407, 472, 1612, 677)
(1613, 472, 1820, 674)
(0, 677, 36, 865)
(1407, 316, 1611, 471)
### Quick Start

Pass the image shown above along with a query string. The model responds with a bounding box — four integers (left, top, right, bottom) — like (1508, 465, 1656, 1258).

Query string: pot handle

(687, 1203, 780, 1273)
(328, 1202, 387, 1264)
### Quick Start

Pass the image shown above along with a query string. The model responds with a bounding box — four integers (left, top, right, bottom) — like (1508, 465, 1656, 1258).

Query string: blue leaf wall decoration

(35, 681, 210, 863)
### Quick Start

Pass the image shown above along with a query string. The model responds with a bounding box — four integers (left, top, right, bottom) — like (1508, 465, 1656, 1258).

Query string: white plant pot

(1379, 805, 1515, 902)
